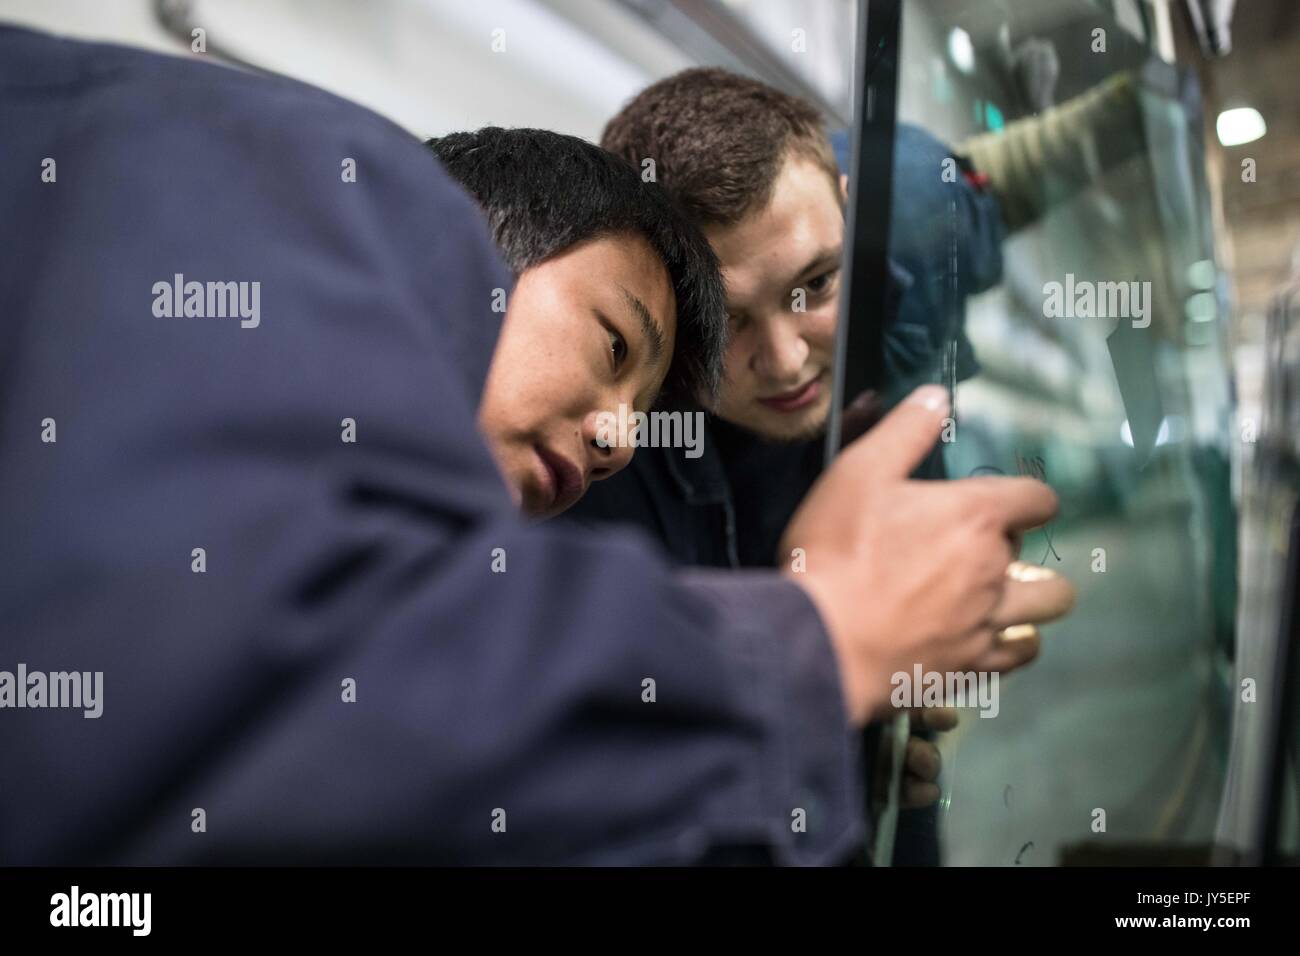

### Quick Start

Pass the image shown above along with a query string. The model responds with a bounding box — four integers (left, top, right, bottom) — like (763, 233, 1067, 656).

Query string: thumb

(840, 384, 950, 479)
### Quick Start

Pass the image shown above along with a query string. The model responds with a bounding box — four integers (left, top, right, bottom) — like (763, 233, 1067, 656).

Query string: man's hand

(782, 384, 1075, 726)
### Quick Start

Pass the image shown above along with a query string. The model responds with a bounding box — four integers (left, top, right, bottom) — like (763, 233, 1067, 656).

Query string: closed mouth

(758, 371, 825, 412)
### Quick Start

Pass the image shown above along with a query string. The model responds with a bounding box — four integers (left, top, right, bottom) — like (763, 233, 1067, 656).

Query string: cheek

(480, 332, 553, 435)
(475, 392, 519, 495)
(477, 369, 524, 461)
(511, 337, 604, 431)
(721, 332, 757, 390)
(803, 306, 838, 360)
(722, 325, 759, 377)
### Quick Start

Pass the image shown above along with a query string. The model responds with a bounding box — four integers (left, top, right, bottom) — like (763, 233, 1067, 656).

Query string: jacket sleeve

(0, 29, 863, 866)
(959, 71, 1144, 233)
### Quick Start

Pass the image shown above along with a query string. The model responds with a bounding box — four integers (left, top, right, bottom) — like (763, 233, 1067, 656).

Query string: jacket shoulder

(0, 23, 422, 165)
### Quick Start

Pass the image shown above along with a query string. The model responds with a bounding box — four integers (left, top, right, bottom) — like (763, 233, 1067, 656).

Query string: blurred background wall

(0, 0, 854, 140)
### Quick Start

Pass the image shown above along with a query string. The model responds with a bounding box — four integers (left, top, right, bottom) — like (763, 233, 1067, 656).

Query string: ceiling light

(1216, 107, 1265, 146)
(948, 28, 975, 74)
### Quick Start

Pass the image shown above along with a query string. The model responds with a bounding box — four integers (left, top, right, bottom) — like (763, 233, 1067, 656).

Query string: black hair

(426, 127, 726, 407)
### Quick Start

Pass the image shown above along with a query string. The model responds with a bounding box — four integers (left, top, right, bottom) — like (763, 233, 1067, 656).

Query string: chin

(535, 499, 575, 520)
(725, 397, 831, 444)
(518, 484, 561, 519)
(516, 476, 581, 520)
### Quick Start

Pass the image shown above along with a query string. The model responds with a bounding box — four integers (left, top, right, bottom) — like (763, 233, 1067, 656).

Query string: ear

(839, 173, 849, 203)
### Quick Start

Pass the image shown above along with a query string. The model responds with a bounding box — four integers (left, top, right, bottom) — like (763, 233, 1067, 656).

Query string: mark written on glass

(969, 453, 1060, 565)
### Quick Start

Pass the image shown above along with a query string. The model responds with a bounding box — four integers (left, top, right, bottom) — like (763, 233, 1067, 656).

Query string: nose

(752, 314, 809, 384)
(582, 408, 635, 481)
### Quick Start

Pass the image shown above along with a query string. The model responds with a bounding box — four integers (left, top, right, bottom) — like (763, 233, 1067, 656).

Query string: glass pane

(879, 0, 1238, 865)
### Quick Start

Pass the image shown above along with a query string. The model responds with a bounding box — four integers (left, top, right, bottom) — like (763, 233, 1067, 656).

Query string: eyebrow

(620, 286, 666, 368)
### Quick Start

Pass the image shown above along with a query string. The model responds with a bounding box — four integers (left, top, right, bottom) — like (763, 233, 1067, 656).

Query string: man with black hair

(425, 127, 726, 516)
(428, 128, 726, 412)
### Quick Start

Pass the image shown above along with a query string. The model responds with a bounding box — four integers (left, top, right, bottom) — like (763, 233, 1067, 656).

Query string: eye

(608, 327, 628, 371)
(805, 269, 838, 295)
(728, 312, 750, 333)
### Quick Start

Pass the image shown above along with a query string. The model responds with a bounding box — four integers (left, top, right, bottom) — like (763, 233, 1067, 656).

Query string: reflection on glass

(883, 0, 1237, 865)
